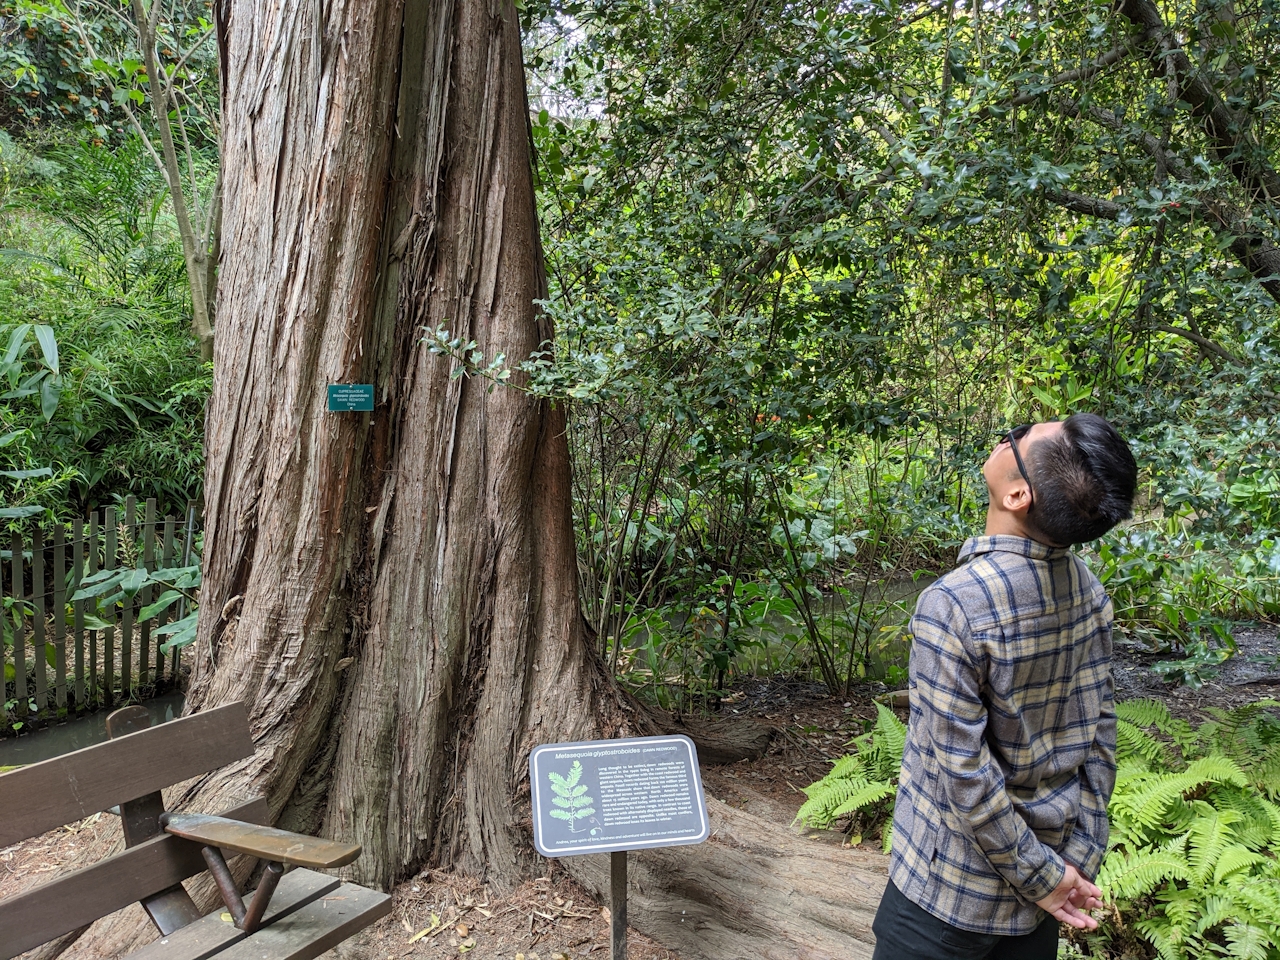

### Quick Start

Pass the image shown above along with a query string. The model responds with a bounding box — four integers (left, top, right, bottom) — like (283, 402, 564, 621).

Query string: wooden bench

(0, 702, 391, 960)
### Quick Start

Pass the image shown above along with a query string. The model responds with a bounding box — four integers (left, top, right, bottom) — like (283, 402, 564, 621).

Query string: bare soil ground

(323, 676, 880, 960)
(1111, 623, 1280, 720)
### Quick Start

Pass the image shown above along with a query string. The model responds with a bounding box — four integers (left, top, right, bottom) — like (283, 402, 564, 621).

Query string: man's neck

(985, 510, 1060, 547)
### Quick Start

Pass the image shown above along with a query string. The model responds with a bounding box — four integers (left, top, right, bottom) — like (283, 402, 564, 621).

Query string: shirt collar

(958, 534, 1071, 564)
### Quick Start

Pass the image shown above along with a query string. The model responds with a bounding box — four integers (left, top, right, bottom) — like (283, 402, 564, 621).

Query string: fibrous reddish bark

(35, 1, 886, 957)
(191, 0, 621, 891)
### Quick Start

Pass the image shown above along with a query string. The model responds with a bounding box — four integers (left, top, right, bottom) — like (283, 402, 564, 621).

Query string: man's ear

(1002, 483, 1032, 515)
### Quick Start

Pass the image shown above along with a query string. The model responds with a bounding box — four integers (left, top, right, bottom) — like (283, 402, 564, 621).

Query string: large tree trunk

(192, 0, 616, 891)
(34, 1, 886, 957)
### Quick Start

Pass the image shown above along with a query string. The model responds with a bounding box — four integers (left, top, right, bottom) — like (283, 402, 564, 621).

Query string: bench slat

(0, 702, 255, 847)
(163, 813, 362, 870)
(122, 868, 344, 960)
(213, 881, 392, 960)
(0, 798, 268, 960)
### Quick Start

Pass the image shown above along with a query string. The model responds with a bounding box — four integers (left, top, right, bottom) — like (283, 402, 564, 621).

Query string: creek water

(0, 690, 186, 767)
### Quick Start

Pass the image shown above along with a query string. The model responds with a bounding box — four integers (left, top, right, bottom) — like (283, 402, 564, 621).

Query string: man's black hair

(1026, 413, 1138, 546)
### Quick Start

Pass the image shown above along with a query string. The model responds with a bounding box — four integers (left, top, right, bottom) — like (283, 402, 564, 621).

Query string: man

(872, 413, 1138, 960)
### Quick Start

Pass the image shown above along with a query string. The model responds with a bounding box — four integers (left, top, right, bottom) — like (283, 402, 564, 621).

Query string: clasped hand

(1035, 863, 1103, 931)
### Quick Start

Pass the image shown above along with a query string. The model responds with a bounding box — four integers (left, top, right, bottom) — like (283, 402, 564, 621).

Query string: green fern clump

(1090, 700, 1280, 960)
(795, 703, 905, 852)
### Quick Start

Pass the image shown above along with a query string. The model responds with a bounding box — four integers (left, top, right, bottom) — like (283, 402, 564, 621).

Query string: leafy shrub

(1085, 699, 1280, 960)
(0, 132, 209, 518)
(1078, 412, 1280, 681)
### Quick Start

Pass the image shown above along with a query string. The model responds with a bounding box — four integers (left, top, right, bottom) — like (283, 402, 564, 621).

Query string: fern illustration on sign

(548, 760, 596, 833)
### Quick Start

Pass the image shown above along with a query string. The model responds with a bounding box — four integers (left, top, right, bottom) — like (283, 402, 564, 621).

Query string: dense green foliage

(520, 0, 1280, 696)
(0, 131, 208, 518)
(2, 0, 1276, 689)
(800, 698, 1280, 959)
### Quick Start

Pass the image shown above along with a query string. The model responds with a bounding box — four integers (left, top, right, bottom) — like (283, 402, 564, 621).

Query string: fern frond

(1134, 914, 1189, 960)
(829, 781, 895, 819)
(824, 754, 870, 782)
(1187, 801, 1245, 884)
(1118, 718, 1174, 768)
(1117, 698, 1179, 730)
(1156, 884, 1202, 935)
(1117, 698, 1197, 753)
(797, 705, 906, 831)
(1190, 891, 1234, 937)
(1203, 701, 1280, 759)
(1209, 787, 1279, 850)
(881, 820, 892, 855)
(1230, 877, 1280, 921)
(871, 702, 907, 767)
(870, 701, 911, 783)
(1111, 757, 1249, 836)
(1211, 844, 1268, 885)
(1245, 743, 1280, 801)
(1099, 835, 1190, 901)
(796, 774, 874, 826)
(1219, 922, 1271, 960)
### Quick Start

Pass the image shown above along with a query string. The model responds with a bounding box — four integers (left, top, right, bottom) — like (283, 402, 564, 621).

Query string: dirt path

(326, 677, 880, 959)
(1112, 622, 1280, 719)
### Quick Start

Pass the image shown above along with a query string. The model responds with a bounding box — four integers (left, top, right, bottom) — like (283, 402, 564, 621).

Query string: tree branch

(1151, 323, 1247, 366)
(1117, 0, 1280, 209)
(1052, 96, 1280, 304)
(1042, 188, 1124, 220)
(978, 29, 1158, 118)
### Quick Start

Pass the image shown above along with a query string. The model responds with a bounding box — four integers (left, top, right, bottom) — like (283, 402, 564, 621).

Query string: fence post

(10, 530, 26, 725)
(121, 496, 135, 699)
(53, 525, 67, 713)
(88, 512, 100, 706)
(103, 507, 117, 708)
(32, 525, 47, 716)
(70, 521, 83, 709)
(176, 500, 197, 681)
(158, 515, 175, 682)
(141, 498, 155, 689)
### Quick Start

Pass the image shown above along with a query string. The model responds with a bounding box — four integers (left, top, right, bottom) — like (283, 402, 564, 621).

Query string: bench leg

(243, 861, 284, 932)
(202, 845, 285, 934)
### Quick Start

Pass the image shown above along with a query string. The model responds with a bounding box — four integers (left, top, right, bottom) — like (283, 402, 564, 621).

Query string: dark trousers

(871, 880, 1059, 960)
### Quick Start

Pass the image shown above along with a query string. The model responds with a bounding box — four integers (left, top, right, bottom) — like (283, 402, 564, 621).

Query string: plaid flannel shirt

(887, 535, 1116, 936)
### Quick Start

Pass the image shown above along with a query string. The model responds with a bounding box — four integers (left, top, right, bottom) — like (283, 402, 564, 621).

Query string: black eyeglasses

(1002, 424, 1035, 510)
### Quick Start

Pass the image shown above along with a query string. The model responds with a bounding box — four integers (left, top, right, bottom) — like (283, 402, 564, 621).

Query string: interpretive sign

(327, 384, 374, 412)
(529, 735, 709, 857)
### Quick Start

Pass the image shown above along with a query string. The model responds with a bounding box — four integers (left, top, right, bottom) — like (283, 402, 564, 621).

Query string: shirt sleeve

(1061, 606, 1117, 880)
(909, 586, 1066, 904)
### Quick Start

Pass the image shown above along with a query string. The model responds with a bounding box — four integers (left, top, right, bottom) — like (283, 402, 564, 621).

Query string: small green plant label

(547, 760, 596, 832)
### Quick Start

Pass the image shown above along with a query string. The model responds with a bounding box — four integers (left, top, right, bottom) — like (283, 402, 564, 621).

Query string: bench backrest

(0, 702, 262, 959)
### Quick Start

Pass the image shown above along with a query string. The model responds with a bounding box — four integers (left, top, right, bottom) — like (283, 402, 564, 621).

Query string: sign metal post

(611, 850, 627, 959)
(529, 735, 709, 960)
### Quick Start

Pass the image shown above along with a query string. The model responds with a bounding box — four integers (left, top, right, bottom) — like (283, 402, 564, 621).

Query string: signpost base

(611, 850, 627, 960)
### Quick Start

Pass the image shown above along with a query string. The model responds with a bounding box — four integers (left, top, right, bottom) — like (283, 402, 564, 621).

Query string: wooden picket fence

(2, 495, 199, 736)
